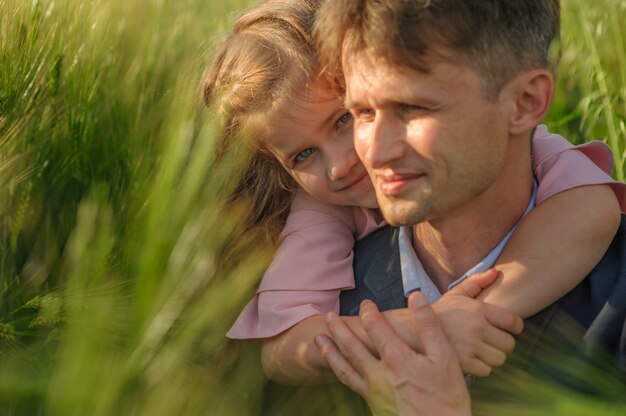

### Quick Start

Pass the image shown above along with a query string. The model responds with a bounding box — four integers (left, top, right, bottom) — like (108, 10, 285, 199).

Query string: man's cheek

(354, 127, 372, 163)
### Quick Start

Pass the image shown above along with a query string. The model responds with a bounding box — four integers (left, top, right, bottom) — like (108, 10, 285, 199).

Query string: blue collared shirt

(399, 182, 538, 303)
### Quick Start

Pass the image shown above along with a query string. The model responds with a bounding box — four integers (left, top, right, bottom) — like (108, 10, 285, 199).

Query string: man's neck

(412, 162, 534, 293)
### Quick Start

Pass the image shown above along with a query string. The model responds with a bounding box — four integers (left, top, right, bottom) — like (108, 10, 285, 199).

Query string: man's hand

(315, 293, 471, 416)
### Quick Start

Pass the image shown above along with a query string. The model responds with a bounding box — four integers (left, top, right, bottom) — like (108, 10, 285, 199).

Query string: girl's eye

(294, 148, 315, 164)
(335, 112, 353, 129)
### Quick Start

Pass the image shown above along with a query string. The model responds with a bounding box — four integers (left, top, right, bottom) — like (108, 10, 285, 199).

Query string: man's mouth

(377, 172, 425, 195)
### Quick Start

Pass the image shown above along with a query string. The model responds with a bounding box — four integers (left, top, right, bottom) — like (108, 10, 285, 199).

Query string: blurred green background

(0, 0, 624, 414)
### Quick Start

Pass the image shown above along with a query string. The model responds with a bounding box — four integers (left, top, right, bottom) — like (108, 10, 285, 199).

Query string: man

(312, 0, 626, 413)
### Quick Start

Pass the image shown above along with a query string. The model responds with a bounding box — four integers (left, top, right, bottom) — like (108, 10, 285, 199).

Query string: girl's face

(263, 79, 378, 209)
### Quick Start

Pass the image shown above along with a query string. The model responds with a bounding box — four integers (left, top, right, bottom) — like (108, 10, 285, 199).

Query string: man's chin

(379, 200, 430, 227)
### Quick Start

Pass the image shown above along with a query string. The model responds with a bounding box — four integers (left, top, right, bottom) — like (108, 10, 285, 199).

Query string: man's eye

(295, 148, 315, 163)
(355, 108, 375, 122)
(335, 112, 353, 129)
(402, 104, 428, 113)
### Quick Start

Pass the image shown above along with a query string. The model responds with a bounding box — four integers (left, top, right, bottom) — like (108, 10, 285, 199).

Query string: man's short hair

(315, 0, 560, 97)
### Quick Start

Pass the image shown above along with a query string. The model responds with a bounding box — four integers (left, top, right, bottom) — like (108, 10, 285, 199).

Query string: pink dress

(227, 125, 626, 339)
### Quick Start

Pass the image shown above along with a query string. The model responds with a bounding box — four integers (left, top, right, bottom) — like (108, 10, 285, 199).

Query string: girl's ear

(503, 69, 554, 135)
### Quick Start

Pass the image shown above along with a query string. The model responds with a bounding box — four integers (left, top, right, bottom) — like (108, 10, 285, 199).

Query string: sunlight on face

(345, 56, 510, 225)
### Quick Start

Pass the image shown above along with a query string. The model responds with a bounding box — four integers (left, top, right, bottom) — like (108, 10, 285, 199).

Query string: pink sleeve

(533, 125, 626, 212)
(226, 289, 342, 339)
(227, 193, 357, 339)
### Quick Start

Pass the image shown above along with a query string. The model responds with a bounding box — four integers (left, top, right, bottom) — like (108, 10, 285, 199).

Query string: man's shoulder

(525, 214, 626, 371)
(587, 214, 626, 290)
(566, 214, 626, 323)
(476, 217, 626, 395)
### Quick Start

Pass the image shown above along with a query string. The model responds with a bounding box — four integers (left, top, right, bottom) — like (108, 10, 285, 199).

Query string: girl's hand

(383, 269, 523, 377)
(434, 271, 524, 376)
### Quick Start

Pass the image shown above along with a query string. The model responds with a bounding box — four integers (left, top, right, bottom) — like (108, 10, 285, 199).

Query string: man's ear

(503, 69, 554, 135)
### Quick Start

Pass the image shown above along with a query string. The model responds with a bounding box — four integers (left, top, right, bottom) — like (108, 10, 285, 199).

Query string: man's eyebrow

(343, 98, 357, 111)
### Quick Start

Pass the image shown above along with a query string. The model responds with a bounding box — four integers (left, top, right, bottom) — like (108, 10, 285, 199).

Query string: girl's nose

(328, 146, 360, 181)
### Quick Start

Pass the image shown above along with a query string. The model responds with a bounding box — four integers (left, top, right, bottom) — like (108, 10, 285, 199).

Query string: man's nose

(361, 112, 405, 170)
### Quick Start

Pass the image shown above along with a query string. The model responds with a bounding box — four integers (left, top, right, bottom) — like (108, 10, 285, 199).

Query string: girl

(204, 0, 625, 384)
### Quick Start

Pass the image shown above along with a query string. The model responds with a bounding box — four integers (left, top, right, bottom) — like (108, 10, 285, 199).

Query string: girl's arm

(261, 314, 369, 384)
(226, 192, 360, 340)
(250, 194, 517, 384)
(477, 128, 625, 316)
(249, 196, 406, 384)
(260, 269, 521, 384)
(479, 185, 620, 316)
(227, 192, 369, 383)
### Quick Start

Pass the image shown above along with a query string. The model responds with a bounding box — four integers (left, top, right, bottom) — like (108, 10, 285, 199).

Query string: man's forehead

(342, 58, 419, 110)
(342, 54, 484, 111)
(341, 35, 464, 80)
(342, 46, 474, 96)
(342, 53, 423, 91)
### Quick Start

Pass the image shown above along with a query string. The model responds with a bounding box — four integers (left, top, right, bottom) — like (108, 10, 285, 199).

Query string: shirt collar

(399, 181, 538, 303)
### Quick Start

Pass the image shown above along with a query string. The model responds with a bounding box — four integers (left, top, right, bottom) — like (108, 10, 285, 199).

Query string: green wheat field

(1, 0, 625, 414)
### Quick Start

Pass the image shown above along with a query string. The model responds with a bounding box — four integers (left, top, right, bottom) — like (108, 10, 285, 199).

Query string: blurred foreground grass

(0, 0, 625, 414)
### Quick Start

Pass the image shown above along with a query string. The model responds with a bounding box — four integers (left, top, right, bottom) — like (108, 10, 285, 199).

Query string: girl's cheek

(291, 174, 317, 198)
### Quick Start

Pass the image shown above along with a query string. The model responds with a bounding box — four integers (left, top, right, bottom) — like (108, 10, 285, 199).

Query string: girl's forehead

(275, 78, 341, 120)
(259, 83, 346, 161)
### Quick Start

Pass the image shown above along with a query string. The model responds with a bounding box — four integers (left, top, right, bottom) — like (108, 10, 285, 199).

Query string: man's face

(344, 55, 512, 226)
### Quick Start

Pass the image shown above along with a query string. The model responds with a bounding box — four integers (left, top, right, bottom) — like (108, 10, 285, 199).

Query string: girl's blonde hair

(204, 0, 321, 243)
